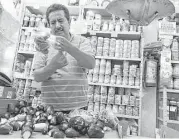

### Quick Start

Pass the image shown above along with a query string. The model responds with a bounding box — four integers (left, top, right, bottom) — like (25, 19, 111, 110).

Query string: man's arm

(55, 36, 95, 69)
(33, 51, 68, 82)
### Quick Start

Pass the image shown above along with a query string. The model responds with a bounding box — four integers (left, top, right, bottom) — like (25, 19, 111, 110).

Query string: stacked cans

(123, 61, 129, 85)
(102, 38, 110, 56)
(101, 86, 108, 104)
(104, 60, 112, 84)
(99, 59, 106, 83)
(135, 68, 140, 86)
(171, 38, 179, 61)
(90, 36, 98, 55)
(131, 40, 140, 58)
(96, 37, 103, 56)
(92, 59, 100, 83)
(109, 38, 116, 57)
(123, 40, 132, 58)
(129, 64, 137, 86)
(115, 40, 123, 58)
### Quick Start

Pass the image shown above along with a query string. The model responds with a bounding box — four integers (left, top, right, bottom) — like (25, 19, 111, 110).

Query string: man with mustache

(33, 3, 95, 112)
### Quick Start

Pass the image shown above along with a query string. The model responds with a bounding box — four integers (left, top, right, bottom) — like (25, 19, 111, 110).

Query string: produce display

(0, 100, 120, 138)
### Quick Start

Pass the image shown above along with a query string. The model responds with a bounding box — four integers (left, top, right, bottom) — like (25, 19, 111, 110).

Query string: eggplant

(96, 120, 105, 129)
(69, 116, 86, 132)
(20, 107, 28, 114)
(49, 116, 57, 125)
(65, 128, 80, 138)
(87, 123, 105, 138)
(48, 128, 59, 137)
(37, 105, 45, 112)
(14, 107, 20, 115)
(25, 115, 33, 122)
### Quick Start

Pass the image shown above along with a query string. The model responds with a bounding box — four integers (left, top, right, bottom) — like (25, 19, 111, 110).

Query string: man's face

(48, 10, 70, 38)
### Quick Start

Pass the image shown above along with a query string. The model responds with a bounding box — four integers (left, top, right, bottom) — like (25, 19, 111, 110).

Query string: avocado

(59, 121, 69, 131)
(53, 131, 65, 138)
(87, 123, 105, 138)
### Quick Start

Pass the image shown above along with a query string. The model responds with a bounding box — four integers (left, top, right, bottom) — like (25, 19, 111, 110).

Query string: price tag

(0, 86, 4, 97)
(159, 21, 176, 34)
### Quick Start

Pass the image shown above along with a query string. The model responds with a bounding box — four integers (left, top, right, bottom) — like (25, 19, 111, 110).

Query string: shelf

(159, 88, 179, 94)
(83, 6, 111, 17)
(95, 56, 141, 62)
(18, 51, 35, 55)
(168, 120, 179, 124)
(88, 82, 140, 89)
(84, 31, 141, 40)
(26, 5, 79, 16)
(159, 32, 179, 37)
(171, 60, 179, 64)
(115, 114, 139, 119)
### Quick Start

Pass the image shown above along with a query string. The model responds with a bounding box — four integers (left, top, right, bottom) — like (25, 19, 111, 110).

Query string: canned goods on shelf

(106, 104, 112, 111)
(101, 95, 107, 103)
(171, 38, 179, 50)
(129, 96, 136, 106)
(129, 25, 137, 32)
(115, 95, 122, 105)
(92, 74, 99, 83)
(118, 88, 125, 95)
(112, 105, 119, 113)
(174, 78, 179, 89)
(101, 86, 107, 95)
(104, 74, 111, 84)
(98, 74, 105, 83)
(93, 20, 102, 31)
(107, 96, 115, 104)
(118, 105, 125, 115)
(110, 75, 117, 84)
(108, 87, 115, 97)
(122, 95, 129, 105)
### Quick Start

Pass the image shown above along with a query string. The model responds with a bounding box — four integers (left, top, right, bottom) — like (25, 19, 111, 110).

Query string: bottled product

(108, 21, 115, 31)
(173, 64, 179, 77)
(86, 10, 95, 20)
(115, 95, 121, 105)
(23, 14, 30, 27)
(113, 65, 122, 76)
(101, 86, 107, 95)
(174, 78, 179, 89)
(115, 21, 121, 32)
(108, 87, 115, 97)
(29, 14, 36, 27)
(98, 74, 104, 83)
(102, 21, 109, 31)
(105, 60, 111, 75)
(104, 74, 110, 84)
(112, 105, 119, 113)
(35, 15, 42, 27)
(116, 75, 122, 85)
(122, 95, 129, 105)
(93, 20, 101, 31)
(110, 75, 116, 84)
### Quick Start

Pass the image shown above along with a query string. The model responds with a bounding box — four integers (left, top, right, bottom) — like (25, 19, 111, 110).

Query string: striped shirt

(33, 34, 95, 111)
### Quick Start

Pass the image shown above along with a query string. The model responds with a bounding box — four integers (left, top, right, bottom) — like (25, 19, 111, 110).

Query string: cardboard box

(0, 86, 16, 99)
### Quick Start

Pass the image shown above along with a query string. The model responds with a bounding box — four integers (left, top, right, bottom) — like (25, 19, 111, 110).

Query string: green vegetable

(53, 131, 65, 138)
(55, 112, 65, 124)
(69, 116, 85, 132)
(58, 121, 69, 131)
(87, 123, 105, 138)
(96, 120, 105, 129)
(65, 128, 80, 138)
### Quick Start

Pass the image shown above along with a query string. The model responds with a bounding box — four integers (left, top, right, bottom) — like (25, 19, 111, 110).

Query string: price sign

(159, 21, 176, 34)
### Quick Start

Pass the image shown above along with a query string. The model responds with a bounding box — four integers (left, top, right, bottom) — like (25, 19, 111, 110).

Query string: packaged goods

(129, 65, 137, 77)
(108, 87, 115, 96)
(131, 40, 140, 58)
(129, 77, 135, 86)
(102, 21, 109, 31)
(129, 25, 137, 32)
(105, 60, 111, 75)
(23, 14, 30, 27)
(115, 21, 121, 32)
(135, 98, 140, 107)
(107, 96, 115, 104)
(118, 105, 125, 115)
(129, 96, 136, 106)
(94, 86, 100, 94)
(171, 38, 179, 50)
(122, 76, 129, 85)
(122, 20, 130, 31)
(118, 88, 124, 95)
(87, 73, 93, 82)
(132, 107, 139, 116)
(98, 74, 104, 83)
(173, 64, 179, 77)
(93, 66, 100, 75)
(126, 106, 133, 115)
(100, 104, 106, 112)
(93, 20, 101, 31)
(94, 94, 100, 102)
(88, 102, 94, 111)
(96, 47, 103, 56)
(106, 104, 112, 111)
(92, 74, 99, 83)
(112, 105, 119, 113)
(88, 94, 94, 102)
(174, 78, 179, 89)
(101, 95, 107, 104)
(172, 50, 179, 61)
(135, 77, 140, 86)
(29, 14, 36, 27)
(113, 65, 122, 76)
(122, 95, 129, 105)
(137, 26, 143, 33)
(35, 15, 42, 27)
(104, 74, 110, 84)
(110, 75, 116, 84)
(86, 10, 95, 20)
(109, 21, 115, 31)
(116, 75, 122, 85)
(115, 95, 122, 105)
(101, 86, 107, 95)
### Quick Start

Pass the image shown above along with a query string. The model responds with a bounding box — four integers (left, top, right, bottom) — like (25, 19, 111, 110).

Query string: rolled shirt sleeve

(79, 37, 96, 57)
(33, 51, 47, 70)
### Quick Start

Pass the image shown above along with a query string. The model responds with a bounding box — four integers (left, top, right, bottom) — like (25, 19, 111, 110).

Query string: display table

(0, 130, 147, 139)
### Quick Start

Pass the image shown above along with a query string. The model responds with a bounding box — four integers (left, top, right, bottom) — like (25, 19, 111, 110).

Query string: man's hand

(53, 36, 72, 52)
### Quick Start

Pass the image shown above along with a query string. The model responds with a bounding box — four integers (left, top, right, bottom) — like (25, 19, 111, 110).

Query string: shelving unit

(12, 2, 144, 136)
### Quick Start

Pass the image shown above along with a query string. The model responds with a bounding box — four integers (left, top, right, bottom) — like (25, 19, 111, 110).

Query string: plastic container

(35, 15, 42, 27)
(23, 14, 30, 27)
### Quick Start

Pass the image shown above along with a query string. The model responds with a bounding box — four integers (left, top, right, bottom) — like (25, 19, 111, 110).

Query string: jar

(101, 86, 107, 95)
(29, 14, 36, 27)
(86, 10, 95, 20)
(129, 76, 135, 86)
(102, 21, 109, 31)
(101, 95, 107, 104)
(122, 95, 129, 105)
(118, 105, 125, 115)
(115, 21, 121, 32)
(95, 14, 102, 20)
(113, 65, 122, 76)
(42, 16, 47, 28)
(100, 104, 106, 112)
(110, 75, 116, 84)
(135, 77, 140, 86)
(23, 14, 30, 27)
(174, 78, 179, 89)
(116, 75, 122, 85)
(171, 38, 179, 50)
(104, 74, 110, 84)
(129, 96, 136, 106)
(173, 64, 179, 77)
(98, 74, 105, 83)
(93, 20, 101, 31)
(108, 21, 115, 31)
(35, 14, 42, 27)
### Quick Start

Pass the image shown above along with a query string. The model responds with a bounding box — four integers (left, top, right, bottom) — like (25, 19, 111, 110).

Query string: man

(33, 3, 95, 111)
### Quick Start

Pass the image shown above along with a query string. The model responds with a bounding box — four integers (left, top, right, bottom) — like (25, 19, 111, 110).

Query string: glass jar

(29, 14, 36, 27)
(104, 74, 110, 84)
(173, 64, 179, 77)
(174, 78, 179, 89)
(115, 21, 121, 32)
(42, 16, 47, 28)
(23, 14, 30, 27)
(35, 14, 42, 27)
(98, 74, 105, 83)
(110, 75, 117, 84)
(102, 21, 109, 31)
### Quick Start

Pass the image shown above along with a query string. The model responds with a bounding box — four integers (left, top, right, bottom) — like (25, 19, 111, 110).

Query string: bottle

(23, 14, 30, 27)
(29, 14, 36, 27)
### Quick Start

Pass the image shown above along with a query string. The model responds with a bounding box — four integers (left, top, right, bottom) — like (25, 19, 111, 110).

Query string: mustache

(55, 27, 63, 32)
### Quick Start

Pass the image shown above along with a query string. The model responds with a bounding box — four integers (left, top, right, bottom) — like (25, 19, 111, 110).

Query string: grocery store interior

(1, 0, 179, 138)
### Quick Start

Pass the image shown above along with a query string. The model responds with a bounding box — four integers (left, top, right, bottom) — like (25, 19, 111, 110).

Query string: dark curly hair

(46, 4, 70, 24)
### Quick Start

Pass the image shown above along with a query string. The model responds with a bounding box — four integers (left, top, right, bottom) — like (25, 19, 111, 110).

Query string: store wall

(141, 20, 158, 137)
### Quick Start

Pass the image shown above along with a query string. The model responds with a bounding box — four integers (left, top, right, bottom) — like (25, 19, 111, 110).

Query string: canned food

(135, 98, 140, 107)
(129, 96, 136, 106)
(172, 50, 179, 61)
(130, 25, 137, 32)
(122, 95, 129, 105)
(101, 95, 107, 104)
(118, 88, 125, 95)
(174, 78, 179, 89)
(108, 87, 115, 96)
(171, 38, 178, 50)
(105, 60, 111, 75)
(88, 85, 95, 94)
(113, 65, 122, 76)
(110, 75, 117, 84)
(126, 106, 133, 115)
(138, 26, 143, 33)
(98, 74, 105, 83)
(118, 105, 125, 115)
(115, 95, 122, 105)
(122, 20, 130, 31)
(92, 74, 99, 83)
(112, 105, 119, 113)
(101, 86, 107, 95)
(102, 21, 109, 31)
